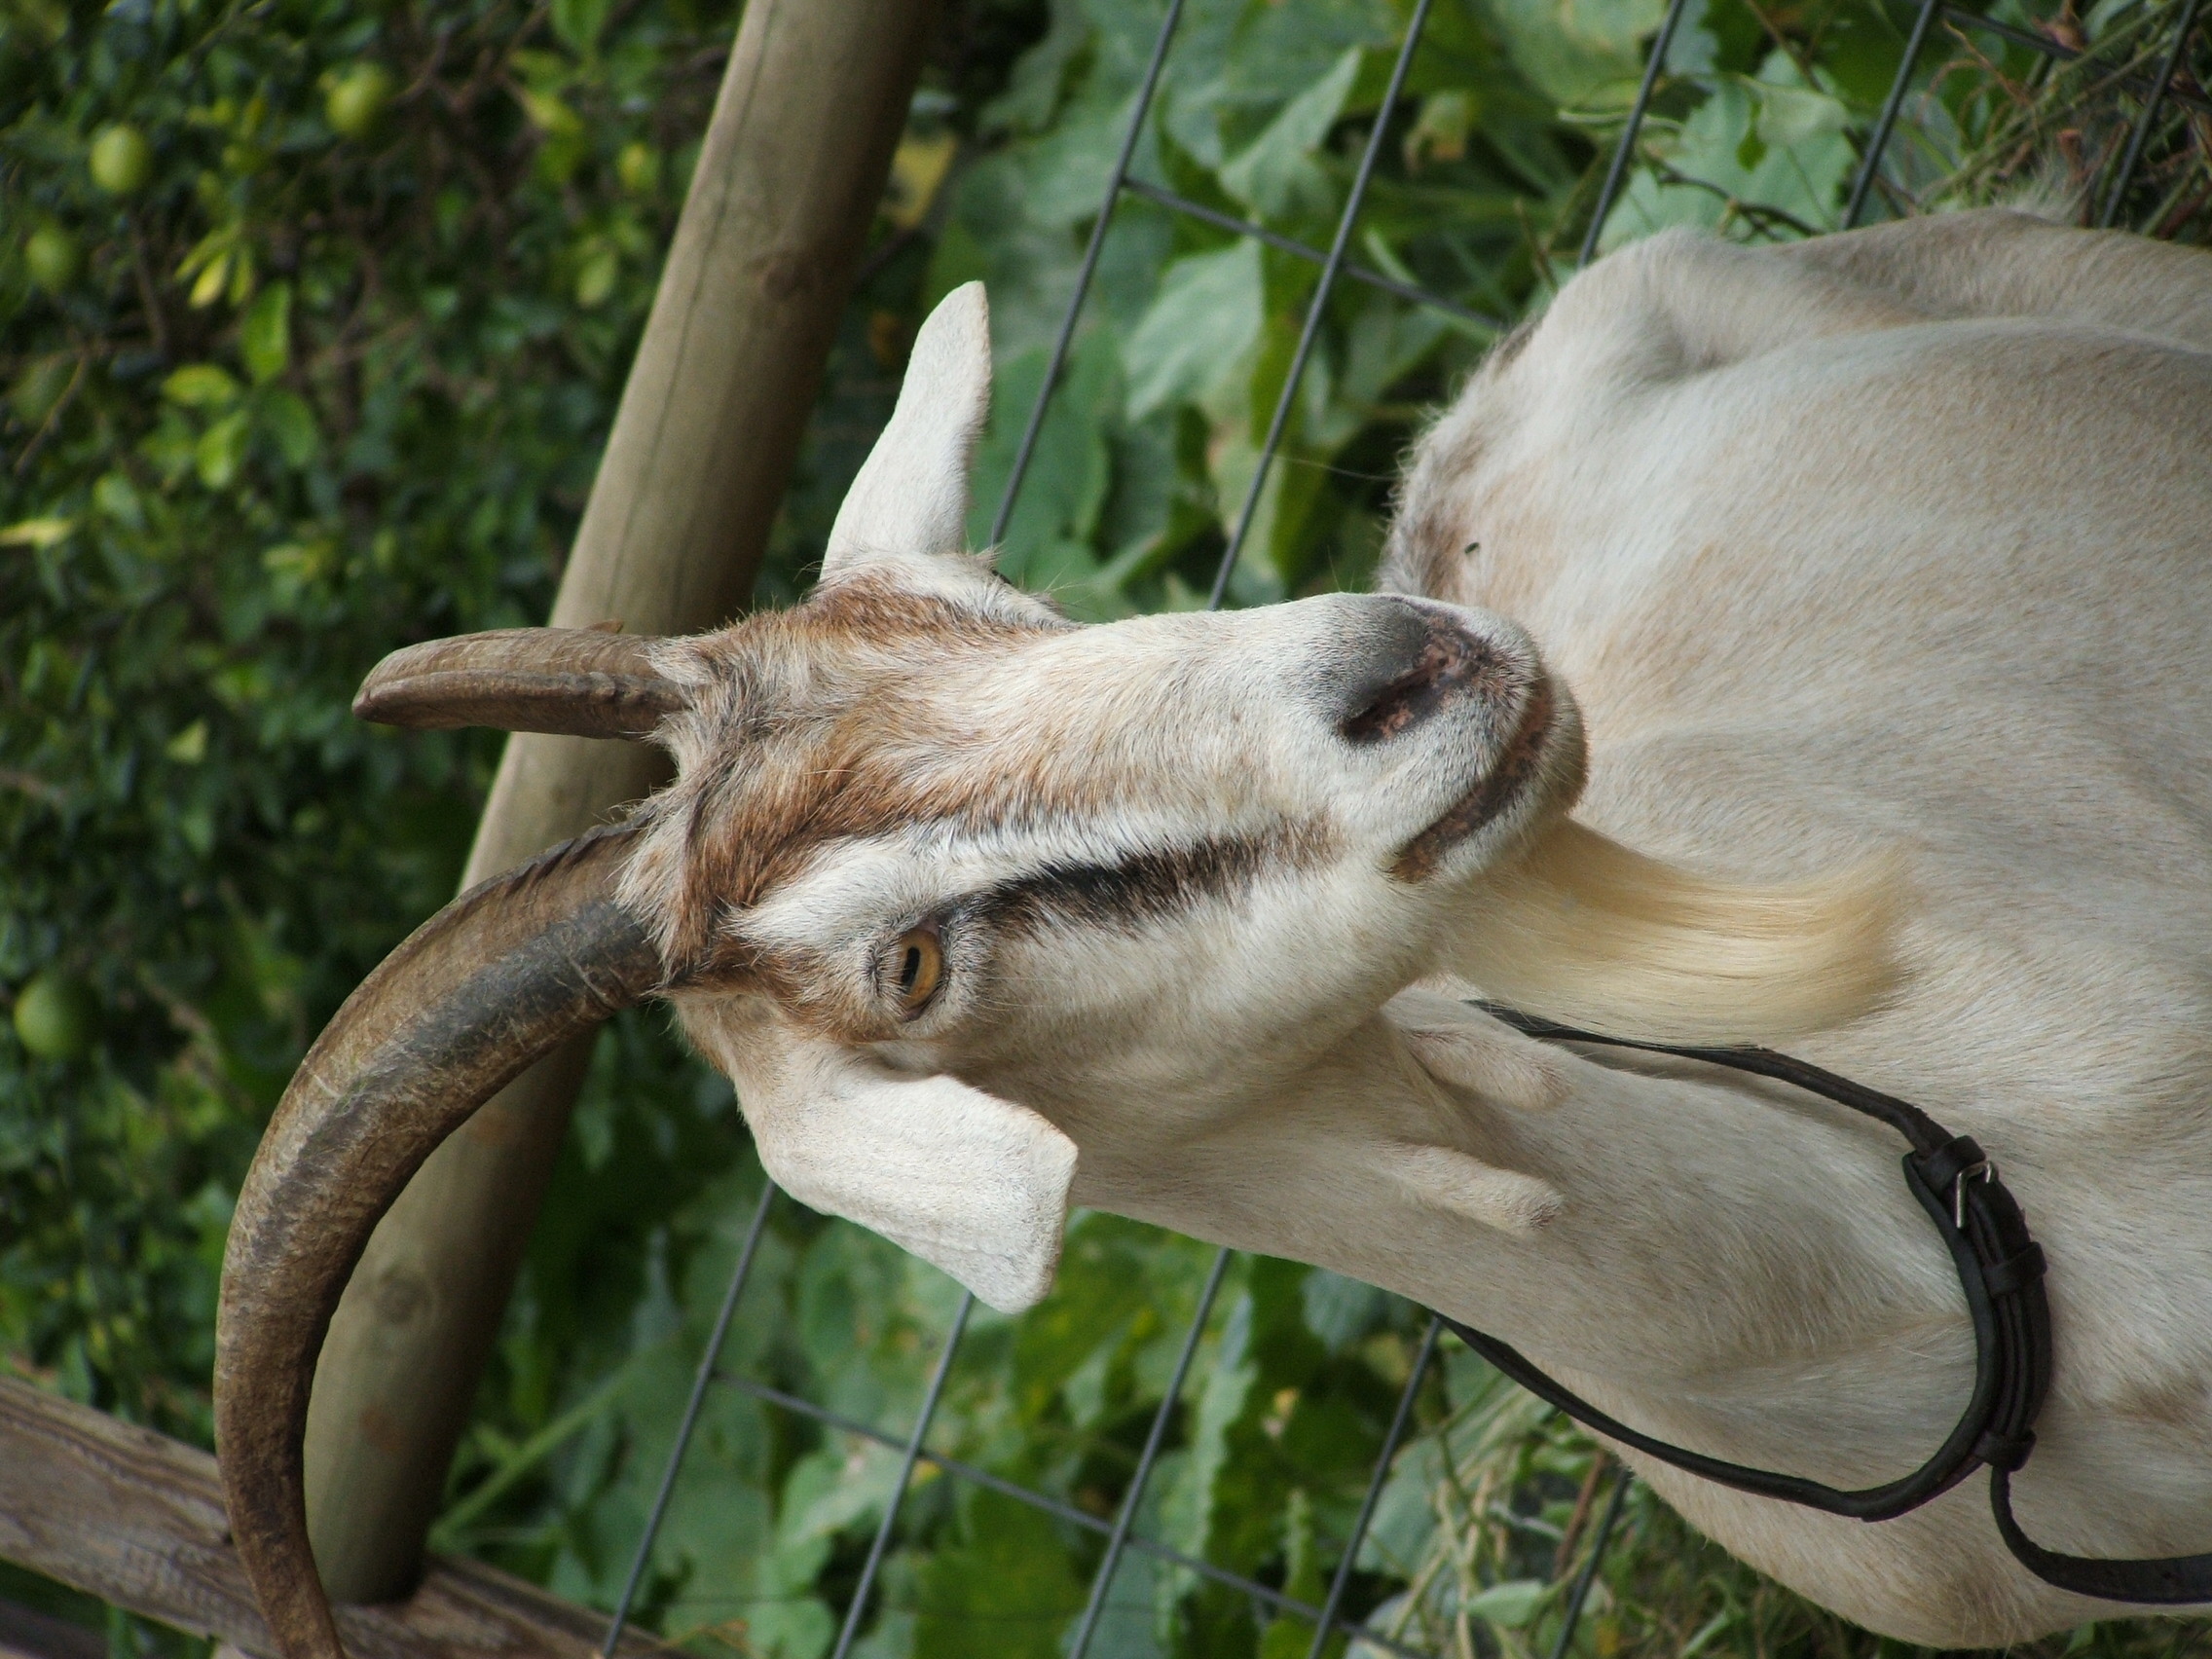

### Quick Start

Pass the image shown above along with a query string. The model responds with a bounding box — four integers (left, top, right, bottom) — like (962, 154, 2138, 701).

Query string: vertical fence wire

(988, 0, 1189, 547)
(1206, 0, 1440, 608)
(1844, 0, 1944, 226)
(1577, 0, 1695, 267)
(1302, 1315, 1443, 1659)
(1066, 1247, 1235, 1659)
(2099, 0, 2205, 226)
(1547, 1469, 1634, 1659)
(601, 1178, 780, 1655)
(828, 1293, 977, 1659)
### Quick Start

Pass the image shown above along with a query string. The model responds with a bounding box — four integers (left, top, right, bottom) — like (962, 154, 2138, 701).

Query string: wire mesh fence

(591, 0, 2210, 1652)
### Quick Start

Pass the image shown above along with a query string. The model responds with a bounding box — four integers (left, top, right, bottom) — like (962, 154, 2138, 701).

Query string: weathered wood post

(300, 0, 945, 1604)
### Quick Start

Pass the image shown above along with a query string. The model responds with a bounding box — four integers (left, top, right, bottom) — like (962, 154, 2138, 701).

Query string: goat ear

(822, 282, 992, 579)
(737, 1042, 1075, 1312)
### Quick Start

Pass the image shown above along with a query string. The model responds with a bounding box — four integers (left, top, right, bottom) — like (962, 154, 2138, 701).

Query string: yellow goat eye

(893, 928, 944, 1014)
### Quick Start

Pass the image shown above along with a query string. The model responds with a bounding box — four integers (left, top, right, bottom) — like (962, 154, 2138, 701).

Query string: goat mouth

(1388, 675, 1556, 882)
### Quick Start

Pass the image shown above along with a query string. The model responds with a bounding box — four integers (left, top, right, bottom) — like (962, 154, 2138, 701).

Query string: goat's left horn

(353, 624, 684, 739)
(215, 823, 664, 1659)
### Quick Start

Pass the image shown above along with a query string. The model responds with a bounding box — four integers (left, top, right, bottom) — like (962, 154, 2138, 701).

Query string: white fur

(823, 281, 992, 576)
(1377, 1142, 1564, 1235)
(1387, 985, 1568, 1112)
(678, 993, 1076, 1313)
(646, 227, 2212, 1645)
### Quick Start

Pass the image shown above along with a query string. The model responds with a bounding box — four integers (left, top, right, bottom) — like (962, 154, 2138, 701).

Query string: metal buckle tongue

(1954, 1159, 1993, 1230)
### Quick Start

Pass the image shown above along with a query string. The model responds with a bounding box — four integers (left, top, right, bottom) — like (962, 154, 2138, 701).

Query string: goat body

(217, 211, 2212, 1656)
(1369, 210, 2212, 1641)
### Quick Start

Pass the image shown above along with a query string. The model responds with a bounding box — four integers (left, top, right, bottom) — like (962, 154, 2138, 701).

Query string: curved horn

(353, 625, 684, 738)
(216, 825, 664, 1659)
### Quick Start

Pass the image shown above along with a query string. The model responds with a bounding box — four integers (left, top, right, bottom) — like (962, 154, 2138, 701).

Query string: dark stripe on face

(970, 829, 1310, 936)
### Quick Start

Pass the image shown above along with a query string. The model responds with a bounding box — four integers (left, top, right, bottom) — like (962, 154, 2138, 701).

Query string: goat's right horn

(214, 823, 666, 1659)
(353, 624, 684, 739)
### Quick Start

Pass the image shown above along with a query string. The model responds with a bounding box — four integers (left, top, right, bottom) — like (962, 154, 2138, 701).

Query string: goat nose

(1331, 602, 1496, 744)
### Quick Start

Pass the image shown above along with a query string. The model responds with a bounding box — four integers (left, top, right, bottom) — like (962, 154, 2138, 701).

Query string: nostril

(1336, 610, 1488, 744)
(1340, 651, 1454, 742)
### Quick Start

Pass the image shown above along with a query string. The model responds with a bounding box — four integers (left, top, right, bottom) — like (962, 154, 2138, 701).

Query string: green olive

(14, 972, 95, 1060)
(324, 62, 393, 139)
(89, 124, 152, 195)
(25, 227, 80, 293)
(616, 141, 659, 195)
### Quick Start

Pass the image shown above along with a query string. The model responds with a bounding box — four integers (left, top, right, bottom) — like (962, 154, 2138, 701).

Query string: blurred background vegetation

(4, 0, 2210, 1653)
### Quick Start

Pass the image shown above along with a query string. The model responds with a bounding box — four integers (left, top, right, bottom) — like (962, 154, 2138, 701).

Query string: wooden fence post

(299, 0, 945, 1604)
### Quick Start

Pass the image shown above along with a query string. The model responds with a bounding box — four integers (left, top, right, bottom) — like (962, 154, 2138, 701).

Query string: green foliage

(0, 0, 735, 1436)
(8, 0, 2212, 1654)
(1591, 0, 2212, 248)
(937, 0, 1592, 613)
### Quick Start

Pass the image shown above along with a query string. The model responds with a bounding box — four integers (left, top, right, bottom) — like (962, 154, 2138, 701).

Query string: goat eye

(892, 928, 944, 1014)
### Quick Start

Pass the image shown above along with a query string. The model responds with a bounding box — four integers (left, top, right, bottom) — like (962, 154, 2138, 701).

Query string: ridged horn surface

(353, 626, 684, 739)
(215, 825, 664, 1659)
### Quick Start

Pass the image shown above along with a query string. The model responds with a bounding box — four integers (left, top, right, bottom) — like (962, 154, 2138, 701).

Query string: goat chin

(1443, 818, 1906, 1046)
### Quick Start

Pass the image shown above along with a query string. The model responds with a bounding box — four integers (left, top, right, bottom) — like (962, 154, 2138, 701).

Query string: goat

(216, 208, 2212, 1653)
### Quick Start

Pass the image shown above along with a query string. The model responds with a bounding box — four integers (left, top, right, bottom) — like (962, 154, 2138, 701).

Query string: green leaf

(1489, 0, 1665, 108)
(261, 541, 336, 596)
(1464, 1578, 1549, 1627)
(258, 389, 320, 469)
(1160, 1290, 1256, 1563)
(240, 283, 292, 385)
(515, 85, 582, 135)
(194, 410, 251, 489)
(1677, 1606, 1738, 1657)
(9, 354, 77, 424)
(0, 517, 75, 549)
(1123, 242, 1264, 421)
(913, 1490, 1085, 1659)
(1300, 1270, 1388, 1351)
(1599, 55, 1853, 251)
(162, 364, 243, 408)
(982, 0, 1089, 135)
(970, 336, 1118, 577)
(1754, 80, 1850, 148)
(550, 0, 610, 55)
(1221, 46, 1364, 220)
(92, 473, 144, 531)
(1405, 89, 1477, 168)
(1021, 87, 1147, 229)
(164, 720, 208, 764)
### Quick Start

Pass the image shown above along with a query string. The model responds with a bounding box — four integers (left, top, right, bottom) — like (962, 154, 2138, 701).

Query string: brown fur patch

(632, 571, 1231, 977)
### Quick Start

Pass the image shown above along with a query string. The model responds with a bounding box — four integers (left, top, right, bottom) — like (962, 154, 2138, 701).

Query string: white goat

(217, 208, 2212, 1654)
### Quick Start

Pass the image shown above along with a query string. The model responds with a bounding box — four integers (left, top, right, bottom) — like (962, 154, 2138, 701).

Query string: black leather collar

(1446, 1005, 2210, 1604)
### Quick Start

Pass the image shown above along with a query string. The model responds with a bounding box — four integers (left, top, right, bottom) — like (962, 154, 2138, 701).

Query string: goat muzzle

(214, 823, 666, 1659)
